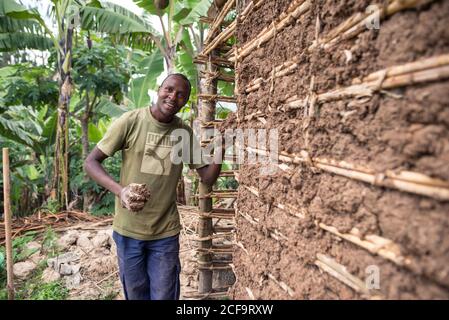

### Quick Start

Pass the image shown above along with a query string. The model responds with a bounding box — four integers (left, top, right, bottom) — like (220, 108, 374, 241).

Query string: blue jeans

(112, 231, 181, 300)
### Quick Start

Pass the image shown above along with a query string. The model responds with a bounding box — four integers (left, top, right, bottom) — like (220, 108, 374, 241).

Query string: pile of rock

(12, 227, 122, 299)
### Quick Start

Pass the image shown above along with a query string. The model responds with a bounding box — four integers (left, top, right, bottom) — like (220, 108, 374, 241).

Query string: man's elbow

(83, 158, 93, 178)
(201, 177, 213, 186)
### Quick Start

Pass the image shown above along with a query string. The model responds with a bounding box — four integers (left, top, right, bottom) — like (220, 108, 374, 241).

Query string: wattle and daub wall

(231, 0, 449, 299)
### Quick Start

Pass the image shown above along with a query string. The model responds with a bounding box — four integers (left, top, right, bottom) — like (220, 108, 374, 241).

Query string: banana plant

(1, 0, 165, 209)
(129, 0, 213, 109)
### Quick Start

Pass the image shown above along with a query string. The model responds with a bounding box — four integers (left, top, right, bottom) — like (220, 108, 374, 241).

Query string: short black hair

(160, 73, 191, 99)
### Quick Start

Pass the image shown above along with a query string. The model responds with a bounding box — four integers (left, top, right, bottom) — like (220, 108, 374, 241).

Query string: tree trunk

(52, 23, 74, 211)
(198, 58, 218, 294)
(80, 110, 90, 212)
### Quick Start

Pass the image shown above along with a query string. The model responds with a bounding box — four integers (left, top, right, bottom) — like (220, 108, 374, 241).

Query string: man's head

(154, 73, 191, 119)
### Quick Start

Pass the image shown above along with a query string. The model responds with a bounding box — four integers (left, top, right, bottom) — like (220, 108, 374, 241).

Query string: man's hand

(120, 183, 151, 212)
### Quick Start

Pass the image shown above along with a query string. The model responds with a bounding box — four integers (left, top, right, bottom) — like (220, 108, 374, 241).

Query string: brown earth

(231, 0, 449, 299)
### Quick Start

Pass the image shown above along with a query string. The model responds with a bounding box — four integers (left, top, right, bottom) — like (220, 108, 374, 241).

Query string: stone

(41, 267, 61, 283)
(47, 252, 80, 270)
(56, 230, 79, 250)
(28, 252, 43, 264)
(76, 235, 93, 249)
(91, 232, 110, 248)
(59, 263, 74, 276)
(25, 241, 41, 253)
(65, 272, 82, 289)
(13, 261, 37, 279)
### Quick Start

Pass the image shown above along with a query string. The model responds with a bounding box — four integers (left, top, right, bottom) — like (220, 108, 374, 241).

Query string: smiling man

(84, 73, 222, 300)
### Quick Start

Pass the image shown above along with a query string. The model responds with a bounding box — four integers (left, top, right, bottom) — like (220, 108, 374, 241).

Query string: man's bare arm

(196, 163, 221, 186)
(84, 147, 123, 196)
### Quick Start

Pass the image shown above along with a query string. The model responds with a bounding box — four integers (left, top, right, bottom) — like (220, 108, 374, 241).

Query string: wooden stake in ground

(197, 56, 218, 294)
(3, 148, 14, 300)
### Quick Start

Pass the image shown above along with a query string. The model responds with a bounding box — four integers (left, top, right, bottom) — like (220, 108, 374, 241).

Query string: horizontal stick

(237, 181, 447, 288)
(318, 223, 411, 266)
(219, 170, 238, 177)
(238, 209, 289, 241)
(198, 265, 233, 270)
(232, 0, 311, 62)
(315, 253, 371, 296)
(214, 226, 235, 233)
(248, 146, 449, 201)
(200, 70, 235, 83)
(268, 273, 295, 297)
(239, 0, 264, 23)
(201, 119, 224, 128)
(321, 0, 436, 51)
(282, 56, 449, 109)
(362, 53, 449, 83)
(212, 208, 236, 214)
(202, 20, 236, 56)
(198, 94, 237, 103)
(241, 184, 305, 219)
(199, 17, 232, 27)
(204, 0, 236, 45)
(195, 232, 235, 241)
(199, 213, 235, 219)
(194, 55, 234, 68)
(183, 290, 229, 299)
(196, 248, 234, 254)
(242, 0, 439, 94)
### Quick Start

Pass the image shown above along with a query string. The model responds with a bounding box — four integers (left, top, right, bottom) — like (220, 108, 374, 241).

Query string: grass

(26, 281, 69, 300)
(0, 227, 68, 300)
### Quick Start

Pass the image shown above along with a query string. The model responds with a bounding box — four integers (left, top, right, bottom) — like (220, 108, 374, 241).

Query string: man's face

(155, 76, 190, 117)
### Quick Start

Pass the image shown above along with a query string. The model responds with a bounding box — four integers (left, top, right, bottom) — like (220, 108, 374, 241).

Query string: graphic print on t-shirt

(140, 132, 175, 175)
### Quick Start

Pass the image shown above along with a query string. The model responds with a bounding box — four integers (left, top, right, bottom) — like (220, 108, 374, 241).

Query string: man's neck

(150, 104, 173, 123)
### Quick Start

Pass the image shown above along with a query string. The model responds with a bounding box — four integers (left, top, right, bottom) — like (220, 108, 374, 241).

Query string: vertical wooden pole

(198, 59, 218, 294)
(3, 148, 14, 300)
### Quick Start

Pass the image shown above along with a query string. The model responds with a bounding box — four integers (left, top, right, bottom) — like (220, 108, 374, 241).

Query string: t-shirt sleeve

(97, 113, 130, 157)
(186, 125, 208, 170)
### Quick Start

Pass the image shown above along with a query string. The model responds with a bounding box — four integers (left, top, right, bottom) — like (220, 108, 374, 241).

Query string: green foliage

(217, 177, 238, 190)
(0, 231, 38, 291)
(1, 64, 58, 107)
(40, 198, 60, 214)
(96, 97, 128, 118)
(178, 0, 213, 25)
(128, 48, 164, 108)
(41, 227, 59, 257)
(27, 281, 69, 300)
(72, 42, 131, 102)
(216, 105, 233, 119)
(0, 32, 53, 51)
(0, 0, 232, 222)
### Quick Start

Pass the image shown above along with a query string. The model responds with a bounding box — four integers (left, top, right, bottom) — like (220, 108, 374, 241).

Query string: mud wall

(230, 0, 449, 299)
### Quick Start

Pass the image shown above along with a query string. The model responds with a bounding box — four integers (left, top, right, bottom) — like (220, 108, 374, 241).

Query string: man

(84, 73, 222, 300)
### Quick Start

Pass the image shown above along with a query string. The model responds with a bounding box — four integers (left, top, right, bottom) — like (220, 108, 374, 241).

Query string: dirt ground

(230, 0, 449, 299)
(8, 206, 216, 300)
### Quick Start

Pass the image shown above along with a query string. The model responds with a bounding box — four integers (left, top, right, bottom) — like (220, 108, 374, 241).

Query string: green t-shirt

(97, 107, 206, 240)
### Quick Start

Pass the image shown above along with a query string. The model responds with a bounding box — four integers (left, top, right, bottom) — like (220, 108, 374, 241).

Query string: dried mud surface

(232, 0, 449, 299)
